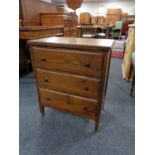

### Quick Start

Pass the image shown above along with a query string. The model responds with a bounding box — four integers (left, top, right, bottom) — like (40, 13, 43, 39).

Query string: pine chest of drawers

(28, 37, 114, 132)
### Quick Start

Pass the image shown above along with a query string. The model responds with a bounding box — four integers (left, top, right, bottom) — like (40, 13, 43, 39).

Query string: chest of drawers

(28, 37, 114, 132)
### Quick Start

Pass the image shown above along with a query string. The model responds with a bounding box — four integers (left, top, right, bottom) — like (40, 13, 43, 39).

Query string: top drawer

(32, 47, 103, 77)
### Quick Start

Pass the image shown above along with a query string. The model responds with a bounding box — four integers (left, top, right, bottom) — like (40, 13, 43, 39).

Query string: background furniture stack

(79, 8, 134, 28)
(40, 12, 78, 37)
(121, 24, 135, 80)
(78, 12, 94, 38)
(19, 0, 80, 75)
(28, 37, 114, 132)
(97, 16, 106, 26)
(19, 0, 66, 75)
(79, 12, 91, 24)
(106, 8, 122, 25)
(91, 16, 98, 25)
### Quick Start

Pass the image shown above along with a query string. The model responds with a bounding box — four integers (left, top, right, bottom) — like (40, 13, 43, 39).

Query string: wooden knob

(83, 107, 88, 111)
(44, 79, 48, 83)
(46, 97, 51, 101)
(85, 62, 91, 68)
(41, 58, 46, 62)
(83, 87, 89, 91)
(67, 101, 71, 105)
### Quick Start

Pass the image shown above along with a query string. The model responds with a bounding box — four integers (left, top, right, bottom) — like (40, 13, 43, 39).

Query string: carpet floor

(19, 58, 135, 155)
(111, 40, 125, 59)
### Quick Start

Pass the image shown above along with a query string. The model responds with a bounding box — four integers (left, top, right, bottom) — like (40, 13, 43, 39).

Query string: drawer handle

(83, 87, 89, 91)
(83, 107, 88, 111)
(67, 101, 71, 105)
(85, 62, 91, 68)
(41, 58, 47, 62)
(44, 79, 49, 83)
(46, 97, 51, 101)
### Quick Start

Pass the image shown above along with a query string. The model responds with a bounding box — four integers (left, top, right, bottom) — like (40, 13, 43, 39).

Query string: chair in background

(79, 12, 91, 24)
(95, 16, 106, 38)
(111, 21, 123, 39)
(91, 16, 98, 26)
(121, 20, 134, 38)
(80, 23, 94, 38)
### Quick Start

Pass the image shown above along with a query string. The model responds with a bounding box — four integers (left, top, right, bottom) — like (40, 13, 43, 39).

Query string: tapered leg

(94, 120, 99, 132)
(39, 105, 45, 116)
(130, 75, 135, 96)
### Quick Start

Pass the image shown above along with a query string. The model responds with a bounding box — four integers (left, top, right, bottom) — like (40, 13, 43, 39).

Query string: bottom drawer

(39, 88, 97, 119)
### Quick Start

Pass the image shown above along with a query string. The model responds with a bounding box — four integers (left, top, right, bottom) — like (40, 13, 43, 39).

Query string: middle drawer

(36, 69, 100, 99)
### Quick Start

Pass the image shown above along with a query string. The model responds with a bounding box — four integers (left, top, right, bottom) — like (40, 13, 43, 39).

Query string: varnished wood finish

(28, 37, 114, 50)
(37, 69, 100, 99)
(19, 26, 63, 39)
(28, 37, 114, 132)
(66, 0, 83, 10)
(19, 0, 65, 75)
(32, 47, 103, 77)
(121, 24, 135, 80)
(19, 26, 63, 74)
(40, 12, 78, 37)
(39, 88, 97, 119)
(20, 0, 57, 26)
(106, 8, 122, 25)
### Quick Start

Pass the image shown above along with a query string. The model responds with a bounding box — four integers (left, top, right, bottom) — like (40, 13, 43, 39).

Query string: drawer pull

(67, 101, 71, 105)
(83, 87, 89, 91)
(46, 97, 51, 101)
(44, 79, 49, 83)
(85, 62, 91, 68)
(41, 58, 47, 62)
(83, 107, 88, 111)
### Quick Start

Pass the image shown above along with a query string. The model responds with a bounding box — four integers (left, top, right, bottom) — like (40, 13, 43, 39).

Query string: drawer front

(39, 88, 97, 119)
(32, 47, 103, 77)
(37, 69, 100, 99)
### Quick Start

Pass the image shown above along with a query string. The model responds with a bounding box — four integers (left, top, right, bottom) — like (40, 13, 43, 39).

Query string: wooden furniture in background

(97, 16, 106, 26)
(121, 13, 128, 22)
(40, 12, 78, 37)
(19, 26, 63, 40)
(19, 0, 66, 75)
(20, 0, 58, 26)
(106, 8, 122, 25)
(91, 16, 98, 25)
(28, 37, 114, 132)
(80, 12, 91, 24)
(79, 8, 134, 28)
(77, 25, 112, 39)
(79, 23, 94, 38)
(122, 24, 135, 80)
(19, 26, 63, 75)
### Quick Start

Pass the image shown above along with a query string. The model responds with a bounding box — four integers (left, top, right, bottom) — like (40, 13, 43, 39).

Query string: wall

(68, 0, 135, 16)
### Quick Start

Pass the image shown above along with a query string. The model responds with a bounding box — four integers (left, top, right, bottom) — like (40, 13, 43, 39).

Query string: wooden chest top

(28, 37, 114, 50)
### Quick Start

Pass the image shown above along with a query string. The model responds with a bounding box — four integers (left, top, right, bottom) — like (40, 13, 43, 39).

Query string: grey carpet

(19, 58, 135, 155)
